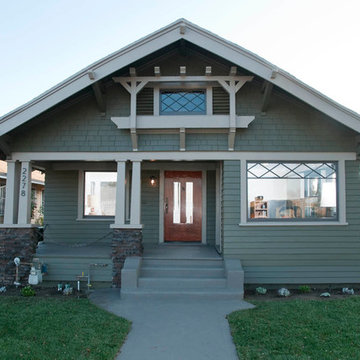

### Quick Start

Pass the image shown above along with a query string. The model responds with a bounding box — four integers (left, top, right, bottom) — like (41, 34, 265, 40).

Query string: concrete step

(121, 288, 244, 300)
(138, 277, 227, 289)
(140, 266, 225, 278)
(142, 258, 223, 267)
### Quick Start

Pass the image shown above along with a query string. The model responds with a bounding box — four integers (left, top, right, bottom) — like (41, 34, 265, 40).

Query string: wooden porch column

(17, 161, 32, 225)
(130, 161, 142, 225)
(114, 160, 126, 226)
(4, 160, 20, 225)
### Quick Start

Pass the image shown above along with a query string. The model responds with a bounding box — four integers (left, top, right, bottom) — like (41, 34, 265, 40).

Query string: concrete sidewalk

(90, 289, 254, 360)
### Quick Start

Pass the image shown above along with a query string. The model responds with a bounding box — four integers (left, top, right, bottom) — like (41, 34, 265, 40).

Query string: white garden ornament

(278, 288, 291, 297)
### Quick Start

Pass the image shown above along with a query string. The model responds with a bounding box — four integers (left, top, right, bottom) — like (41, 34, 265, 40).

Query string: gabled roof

(1, 18, 360, 135)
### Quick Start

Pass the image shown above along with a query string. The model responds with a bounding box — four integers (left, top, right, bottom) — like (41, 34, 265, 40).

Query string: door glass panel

(185, 182, 193, 224)
(173, 182, 181, 224)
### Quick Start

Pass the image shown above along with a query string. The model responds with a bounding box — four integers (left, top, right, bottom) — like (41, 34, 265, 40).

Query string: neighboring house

(0, 19, 359, 290)
(0, 161, 44, 224)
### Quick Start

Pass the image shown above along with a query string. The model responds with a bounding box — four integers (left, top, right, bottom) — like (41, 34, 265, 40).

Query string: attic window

(160, 90, 206, 114)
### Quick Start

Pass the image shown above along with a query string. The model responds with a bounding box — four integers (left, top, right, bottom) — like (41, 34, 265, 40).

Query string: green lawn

(0, 297, 131, 360)
(228, 297, 360, 360)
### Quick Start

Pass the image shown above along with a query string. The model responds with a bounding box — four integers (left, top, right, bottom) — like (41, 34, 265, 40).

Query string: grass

(228, 297, 360, 360)
(0, 297, 131, 360)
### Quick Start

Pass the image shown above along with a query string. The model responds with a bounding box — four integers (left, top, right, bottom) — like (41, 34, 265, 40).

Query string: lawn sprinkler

(14, 257, 21, 287)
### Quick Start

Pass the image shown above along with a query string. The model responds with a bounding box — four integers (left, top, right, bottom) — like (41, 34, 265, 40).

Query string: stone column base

(112, 229, 143, 287)
(0, 227, 39, 286)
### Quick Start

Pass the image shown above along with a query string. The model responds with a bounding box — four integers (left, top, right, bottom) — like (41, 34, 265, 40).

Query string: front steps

(121, 253, 244, 299)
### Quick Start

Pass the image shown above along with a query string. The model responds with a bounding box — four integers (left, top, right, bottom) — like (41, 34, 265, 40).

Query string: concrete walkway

(90, 289, 254, 360)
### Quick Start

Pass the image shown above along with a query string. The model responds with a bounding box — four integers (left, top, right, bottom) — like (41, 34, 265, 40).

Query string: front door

(164, 171, 202, 242)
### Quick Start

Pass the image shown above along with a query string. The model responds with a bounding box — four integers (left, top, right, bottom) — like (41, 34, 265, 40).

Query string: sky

(1, 0, 360, 117)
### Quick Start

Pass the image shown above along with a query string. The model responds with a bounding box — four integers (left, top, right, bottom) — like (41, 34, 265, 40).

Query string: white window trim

(155, 85, 211, 116)
(77, 170, 116, 221)
(239, 158, 348, 227)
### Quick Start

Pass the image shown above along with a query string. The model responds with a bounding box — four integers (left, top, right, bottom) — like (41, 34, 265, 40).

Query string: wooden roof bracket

(217, 75, 254, 151)
(261, 81, 274, 113)
(88, 71, 106, 114)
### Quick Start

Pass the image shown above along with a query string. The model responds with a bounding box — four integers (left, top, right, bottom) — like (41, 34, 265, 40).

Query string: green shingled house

(0, 19, 359, 296)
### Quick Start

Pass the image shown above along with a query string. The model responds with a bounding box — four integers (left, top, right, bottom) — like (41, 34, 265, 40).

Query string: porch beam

(130, 161, 142, 226)
(3, 160, 20, 225)
(11, 151, 356, 162)
(17, 161, 32, 225)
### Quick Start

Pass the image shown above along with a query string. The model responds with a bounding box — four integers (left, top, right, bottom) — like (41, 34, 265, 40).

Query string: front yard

(0, 297, 130, 360)
(228, 297, 360, 359)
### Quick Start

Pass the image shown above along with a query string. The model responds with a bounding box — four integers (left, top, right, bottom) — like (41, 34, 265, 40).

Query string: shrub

(255, 287, 267, 295)
(21, 285, 36, 297)
(298, 285, 311, 293)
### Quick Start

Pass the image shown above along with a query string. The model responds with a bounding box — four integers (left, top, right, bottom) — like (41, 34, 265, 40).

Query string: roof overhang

(1, 18, 360, 134)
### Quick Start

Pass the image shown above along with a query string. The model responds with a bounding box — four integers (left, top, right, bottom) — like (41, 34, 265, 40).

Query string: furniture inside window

(247, 162, 337, 221)
(84, 172, 117, 217)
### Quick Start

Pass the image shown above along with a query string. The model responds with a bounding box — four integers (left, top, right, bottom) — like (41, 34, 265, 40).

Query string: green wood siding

(222, 160, 360, 284)
(206, 170, 216, 246)
(141, 170, 159, 244)
(44, 169, 112, 245)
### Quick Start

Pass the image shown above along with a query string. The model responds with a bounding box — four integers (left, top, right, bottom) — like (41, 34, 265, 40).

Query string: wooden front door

(164, 171, 202, 242)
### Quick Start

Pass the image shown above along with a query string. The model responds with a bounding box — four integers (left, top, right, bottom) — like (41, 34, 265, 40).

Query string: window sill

(239, 221, 348, 227)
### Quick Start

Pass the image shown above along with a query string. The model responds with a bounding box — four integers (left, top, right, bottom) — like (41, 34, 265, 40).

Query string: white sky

(1, 0, 360, 117)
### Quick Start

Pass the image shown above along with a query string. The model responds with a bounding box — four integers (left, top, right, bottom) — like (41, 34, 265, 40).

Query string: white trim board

(12, 151, 357, 162)
(111, 115, 255, 129)
(1, 19, 360, 135)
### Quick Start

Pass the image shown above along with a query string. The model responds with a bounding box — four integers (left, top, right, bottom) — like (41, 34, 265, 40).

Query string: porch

(0, 157, 229, 288)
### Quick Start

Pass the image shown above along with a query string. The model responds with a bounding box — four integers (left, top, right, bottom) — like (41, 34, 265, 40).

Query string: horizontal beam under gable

(11, 152, 356, 162)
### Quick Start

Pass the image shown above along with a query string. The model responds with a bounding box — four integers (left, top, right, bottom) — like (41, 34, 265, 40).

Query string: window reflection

(173, 182, 181, 224)
(84, 172, 116, 216)
(247, 162, 337, 220)
(186, 182, 193, 224)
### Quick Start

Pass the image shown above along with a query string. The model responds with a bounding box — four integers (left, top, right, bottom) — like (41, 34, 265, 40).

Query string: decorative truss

(111, 66, 254, 151)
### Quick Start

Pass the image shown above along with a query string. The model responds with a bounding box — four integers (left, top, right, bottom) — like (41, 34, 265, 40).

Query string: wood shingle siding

(222, 160, 360, 284)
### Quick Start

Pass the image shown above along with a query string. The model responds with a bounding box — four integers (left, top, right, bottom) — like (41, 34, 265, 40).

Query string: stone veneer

(0, 227, 39, 286)
(112, 229, 143, 287)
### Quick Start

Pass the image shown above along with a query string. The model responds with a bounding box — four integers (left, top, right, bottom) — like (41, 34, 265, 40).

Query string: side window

(84, 172, 117, 216)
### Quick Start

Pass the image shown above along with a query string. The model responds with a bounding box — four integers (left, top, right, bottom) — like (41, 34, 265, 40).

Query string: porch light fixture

(149, 176, 157, 186)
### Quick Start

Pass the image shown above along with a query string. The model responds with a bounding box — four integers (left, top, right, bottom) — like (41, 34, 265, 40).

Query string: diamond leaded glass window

(160, 90, 206, 114)
(247, 162, 337, 221)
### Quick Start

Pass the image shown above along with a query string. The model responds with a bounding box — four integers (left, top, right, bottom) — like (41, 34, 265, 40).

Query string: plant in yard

(21, 285, 36, 297)
(320, 292, 331, 297)
(298, 285, 311, 293)
(255, 287, 267, 295)
(278, 288, 290, 297)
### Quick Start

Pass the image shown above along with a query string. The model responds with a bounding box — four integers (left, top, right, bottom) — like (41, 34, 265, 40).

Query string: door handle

(165, 197, 168, 214)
